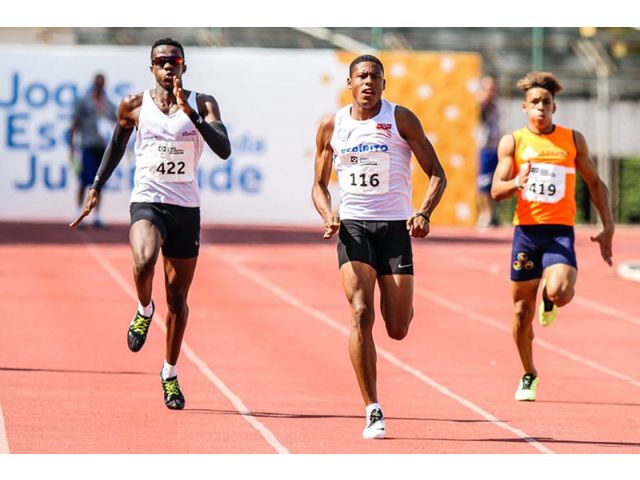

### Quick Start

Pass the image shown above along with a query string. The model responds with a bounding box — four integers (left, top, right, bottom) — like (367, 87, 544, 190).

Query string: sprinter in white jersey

(71, 38, 231, 410)
(312, 55, 447, 439)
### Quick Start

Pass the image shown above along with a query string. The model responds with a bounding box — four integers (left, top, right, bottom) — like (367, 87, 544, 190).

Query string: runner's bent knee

(385, 318, 410, 340)
(133, 252, 157, 277)
(547, 285, 574, 306)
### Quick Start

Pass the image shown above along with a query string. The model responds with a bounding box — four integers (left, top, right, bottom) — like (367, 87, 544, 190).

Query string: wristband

(415, 211, 430, 222)
(515, 176, 521, 189)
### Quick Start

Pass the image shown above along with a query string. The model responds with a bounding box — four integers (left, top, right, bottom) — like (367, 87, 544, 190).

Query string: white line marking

(572, 296, 640, 327)
(416, 287, 640, 388)
(617, 261, 640, 284)
(85, 242, 289, 454)
(0, 401, 9, 454)
(451, 254, 640, 328)
(209, 248, 553, 454)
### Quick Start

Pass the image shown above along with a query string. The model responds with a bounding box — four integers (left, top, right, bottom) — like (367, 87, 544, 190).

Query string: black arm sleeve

(91, 124, 134, 192)
(188, 110, 232, 159)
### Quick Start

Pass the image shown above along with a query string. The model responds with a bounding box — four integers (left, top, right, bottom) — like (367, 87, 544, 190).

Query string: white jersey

(130, 89, 204, 207)
(330, 99, 413, 220)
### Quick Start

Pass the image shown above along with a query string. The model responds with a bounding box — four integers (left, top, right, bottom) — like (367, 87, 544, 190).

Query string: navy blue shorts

(510, 225, 577, 281)
(80, 147, 105, 187)
(477, 148, 498, 193)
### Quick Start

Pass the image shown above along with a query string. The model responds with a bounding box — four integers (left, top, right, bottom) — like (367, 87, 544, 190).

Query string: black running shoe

(127, 301, 154, 352)
(161, 375, 185, 410)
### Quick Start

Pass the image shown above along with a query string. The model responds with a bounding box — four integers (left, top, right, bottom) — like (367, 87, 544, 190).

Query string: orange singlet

(512, 125, 577, 226)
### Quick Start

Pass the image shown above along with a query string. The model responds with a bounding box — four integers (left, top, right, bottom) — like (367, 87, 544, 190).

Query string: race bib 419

(522, 162, 574, 204)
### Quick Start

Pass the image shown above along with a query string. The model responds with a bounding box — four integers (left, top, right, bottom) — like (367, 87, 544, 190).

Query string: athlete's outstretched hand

(407, 214, 430, 238)
(173, 77, 192, 115)
(69, 188, 99, 228)
(590, 227, 614, 266)
(323, 215, 340, 239)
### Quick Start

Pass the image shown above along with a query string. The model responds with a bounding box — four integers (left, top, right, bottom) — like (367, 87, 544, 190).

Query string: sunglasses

(151, 56, 184, 67)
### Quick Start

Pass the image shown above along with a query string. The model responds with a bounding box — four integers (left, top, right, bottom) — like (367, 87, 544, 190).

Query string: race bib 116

(338, 151, 390, 195)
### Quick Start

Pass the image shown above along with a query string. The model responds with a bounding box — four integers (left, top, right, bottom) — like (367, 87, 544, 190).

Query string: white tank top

(330, 99, 413, 220)
(130, 89, 204, 207)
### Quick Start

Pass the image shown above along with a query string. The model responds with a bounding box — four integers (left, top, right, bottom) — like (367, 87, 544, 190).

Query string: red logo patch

(376, 123, 392, 130)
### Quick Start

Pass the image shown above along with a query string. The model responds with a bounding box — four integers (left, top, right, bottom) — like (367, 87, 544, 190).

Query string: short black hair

(151, 38, 185, 60)
(349, 54, 384, 77)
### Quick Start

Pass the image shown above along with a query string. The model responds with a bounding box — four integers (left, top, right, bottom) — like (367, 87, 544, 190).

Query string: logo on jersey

(339, 143, 388, 155)
(521, 146, 539, 161)
(376, 123, 392, 130)
(182, 130, 197, 136)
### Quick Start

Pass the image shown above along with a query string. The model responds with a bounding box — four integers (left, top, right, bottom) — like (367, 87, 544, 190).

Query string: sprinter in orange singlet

(491, 72, 614, 401)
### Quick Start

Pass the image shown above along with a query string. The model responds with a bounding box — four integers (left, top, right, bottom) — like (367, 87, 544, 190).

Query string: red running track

(0, 223, 639, 453)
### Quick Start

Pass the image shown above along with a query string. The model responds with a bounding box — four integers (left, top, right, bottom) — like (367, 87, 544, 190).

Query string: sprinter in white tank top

(312, 55, 447, 439)
(71, 38, 231, 410)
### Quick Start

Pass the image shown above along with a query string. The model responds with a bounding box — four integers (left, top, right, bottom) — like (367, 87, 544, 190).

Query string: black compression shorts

(130, 202, 200, 258)
(337, 219, 413, 276)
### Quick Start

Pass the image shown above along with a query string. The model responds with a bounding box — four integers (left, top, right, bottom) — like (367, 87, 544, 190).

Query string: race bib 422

(151, 141, 196, 183)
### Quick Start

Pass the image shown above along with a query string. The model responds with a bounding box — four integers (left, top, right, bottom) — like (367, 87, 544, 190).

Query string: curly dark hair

(150, 38, 185, 60)
(517, 71, 563, 97)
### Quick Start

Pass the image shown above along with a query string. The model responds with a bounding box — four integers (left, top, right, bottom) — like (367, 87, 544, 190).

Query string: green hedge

(618, 157, 640, 224)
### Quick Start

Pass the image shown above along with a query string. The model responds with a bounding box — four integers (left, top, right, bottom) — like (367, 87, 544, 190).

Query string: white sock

(161, 360, 177, 380)
(366, 403, 382, 417)
(137, 300, 154, 317)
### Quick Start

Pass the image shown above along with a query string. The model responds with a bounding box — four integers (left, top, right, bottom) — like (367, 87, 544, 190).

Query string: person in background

(70, 73, 117, 229)
(476, 75, 500, 228)
(491, 71, 614, 402)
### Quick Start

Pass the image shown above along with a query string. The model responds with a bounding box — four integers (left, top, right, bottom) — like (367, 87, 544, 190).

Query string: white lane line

(416, 288, 640, 388)
(450, 254, 640, 328)
(209, 248, 553, 454)
(572, 296, 640, 327)
(85, 242, 289, 454)
(617, 261, 640, 284)
(0, 401, 9, 454)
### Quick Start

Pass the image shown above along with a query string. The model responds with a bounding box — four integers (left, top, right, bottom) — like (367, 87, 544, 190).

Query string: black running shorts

(130, 202, 200, 258)
(337, 219, 413, 276)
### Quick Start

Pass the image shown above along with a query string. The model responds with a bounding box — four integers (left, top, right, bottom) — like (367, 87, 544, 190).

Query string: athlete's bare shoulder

(316, 113, 335, 150)
(118, 93, 144, 128)
(395, 103, 419, 121)
(318, 112, 335, 133)
(394, 105, 422, 139)
(496, 134, 516, 162)
(193, 92, 222, 121)
(393, 104, 415, 118)
(195, 92, 216, 103)
(121, 93, 144, 111)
